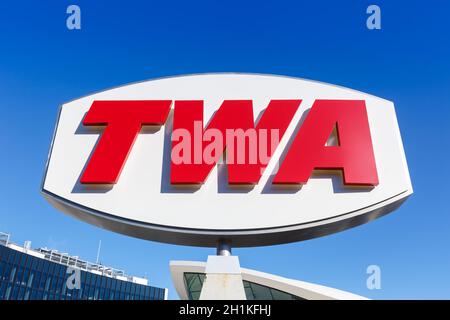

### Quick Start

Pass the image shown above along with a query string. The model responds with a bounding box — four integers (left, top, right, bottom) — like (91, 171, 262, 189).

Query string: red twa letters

(273, 100, 378, 186)
(80, 100, 171, 184)
(80, 99, 378, 187)
(171, 100, 300, 184)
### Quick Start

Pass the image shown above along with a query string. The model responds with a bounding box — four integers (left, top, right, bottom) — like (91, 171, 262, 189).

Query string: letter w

(170, 100, 300, 185)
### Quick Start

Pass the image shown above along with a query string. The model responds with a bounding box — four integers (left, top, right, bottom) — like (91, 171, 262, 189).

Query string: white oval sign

(41, 73, 413, 247)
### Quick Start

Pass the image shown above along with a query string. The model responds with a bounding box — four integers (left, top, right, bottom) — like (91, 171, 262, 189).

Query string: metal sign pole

(216, 240, 231, 256)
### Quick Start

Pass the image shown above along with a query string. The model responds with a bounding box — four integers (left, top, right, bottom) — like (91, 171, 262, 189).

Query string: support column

(199, 241, 246, 300)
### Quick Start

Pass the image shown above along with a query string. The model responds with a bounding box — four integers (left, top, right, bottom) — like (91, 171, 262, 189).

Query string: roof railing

(0, 231, 146, 283)
(36, 247, 128, 279)
(0, 232, 10, 246)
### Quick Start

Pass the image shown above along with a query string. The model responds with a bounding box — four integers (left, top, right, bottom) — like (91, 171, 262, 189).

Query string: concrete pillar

(199, 255, 246, 300)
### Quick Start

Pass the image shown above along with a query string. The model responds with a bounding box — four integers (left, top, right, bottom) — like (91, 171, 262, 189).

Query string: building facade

(170, 260, 367, 300)
(0, 232, 167, 300)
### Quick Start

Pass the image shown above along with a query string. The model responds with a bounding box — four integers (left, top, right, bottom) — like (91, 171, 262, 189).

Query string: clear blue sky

(0, 1, 449, 299)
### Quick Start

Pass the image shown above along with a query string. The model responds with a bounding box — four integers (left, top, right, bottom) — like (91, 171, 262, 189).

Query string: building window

(183, 272, 304, 300)
(183, 273, 206, 300)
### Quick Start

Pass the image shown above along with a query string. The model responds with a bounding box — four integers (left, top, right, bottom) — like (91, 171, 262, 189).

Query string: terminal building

(0, 232, 167, 300)
(170, 259, 366, 300)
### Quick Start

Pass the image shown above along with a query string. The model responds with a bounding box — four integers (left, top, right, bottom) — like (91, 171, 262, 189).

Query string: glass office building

(0, 232, 167, 300)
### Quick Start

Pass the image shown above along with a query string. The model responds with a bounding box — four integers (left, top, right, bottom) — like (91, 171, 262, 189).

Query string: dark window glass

(4, 284, 12, 300)
(0, 262, 4, 280)
(36, 290, 43, 300)
(19, 253, 28, 267)
(7, 250, 15, 263)
(53, 264, 60, 277)
(84, 285, 91, 299)
(11, 285, 19, 300)
(85, 272, 91, 286)
(107, 289, 112, 300)
(57, 276, 63, 293)
(44, 276, 51, 292)
(63, 268, 70, 284)
(105, 277, 110, 289)
(242, 280, 303, 300)
(105, 289, 111, 300)
(15, 267, 24, 286)
(38, 273, 46, 290)
(149, 286, 154, 299)
(99, 288, 105, 300)
(130, 283, 137, 296)
(91, 274, 98, 287)
(25, 256, 32, 269)
(30, 289, 38, 300)
(38, 259, 46, 272)
(30, 257, 38, 270)
(61, 276, 66, 293)
(39, 260, 48, 273)
(47, 262, 56, 275)
(95, 274, 102, 287)
(34, 271, 41, 286)
(27, 271, 36, 288)
(89, 285, 96, 300)
(99, 275, 106, 288)
(13, 251, 21, 265)
(6, 250, 15, 264)
(56, 277, 63, 294)
(62, 279, 67, 296)
(115, 280, 123, 292)
(49, 276, 57, 292)
(2, 263, 11, 282)
(144, 286, 150, 299)
(183, 273, 205, 300)
(120, 280, 127, 292)
(134, 284, 139, 297)
(135, 284, 142, 297)
(9, 266, 17, 283)
(0, 246, 7, 262)
(0, 281, 6, 299)
(81, 286, 88, 300)
(42, 259, 49, 273)
(22, 269, 30, 286)
(18, 286, 26, 300)
(59, 265, 66, 277)
(125, 281, 132, 293)
(141, 285, 147, 297)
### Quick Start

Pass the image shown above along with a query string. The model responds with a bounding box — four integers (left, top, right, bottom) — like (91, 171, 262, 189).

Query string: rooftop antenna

(96, 240, 102, 264)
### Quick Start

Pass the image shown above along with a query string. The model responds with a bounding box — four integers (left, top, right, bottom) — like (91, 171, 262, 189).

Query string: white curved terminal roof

(170, 260, 367, 300)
